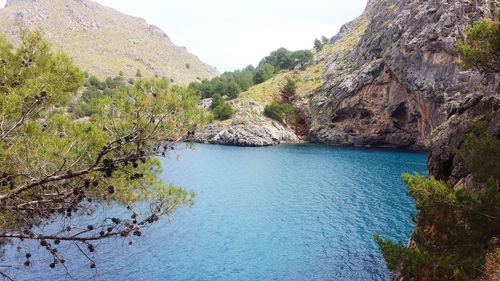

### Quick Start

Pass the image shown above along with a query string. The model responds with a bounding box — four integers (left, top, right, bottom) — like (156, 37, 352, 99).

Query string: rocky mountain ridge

(0, 0, 218, 84)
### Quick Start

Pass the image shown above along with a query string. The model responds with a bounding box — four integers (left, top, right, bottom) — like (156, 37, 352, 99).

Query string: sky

(0, 0, 368, 72)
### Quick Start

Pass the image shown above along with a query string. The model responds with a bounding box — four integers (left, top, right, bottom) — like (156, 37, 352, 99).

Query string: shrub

(314, 38, 323, 51)
(210, 93, 224, 109)
(212, 103, 235, 120)
(88, 75, 100, 87)
(459, 119, 500, 183)
(264, 102, 296, 125)
(253, 63, 275, 84)
(282, 78, 297, 98)
(259, 48, 313, 71)
(260, 47, 295, 70)
(376, 173, 499, 280)
(292, 50, 313, 70)
(71, 75, 127, 117)
(458, 19, 500, 74)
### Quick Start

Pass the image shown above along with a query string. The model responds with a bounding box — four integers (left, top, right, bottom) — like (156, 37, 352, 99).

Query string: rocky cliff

(194, 0, 497, 148)
(309, 0, 497, 150)
(428, 95, 499, 189)
(0, 0, 218, 84)
(194, 100, 300, 146)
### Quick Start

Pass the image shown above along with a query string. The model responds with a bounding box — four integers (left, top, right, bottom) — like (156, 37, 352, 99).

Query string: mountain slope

(0, 0, 218, 84)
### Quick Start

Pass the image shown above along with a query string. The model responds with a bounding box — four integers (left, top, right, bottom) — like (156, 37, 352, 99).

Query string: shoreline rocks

(193, 100, 301, 147)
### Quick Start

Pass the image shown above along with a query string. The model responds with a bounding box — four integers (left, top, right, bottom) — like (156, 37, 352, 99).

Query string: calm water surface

(5, 144, 427, 281)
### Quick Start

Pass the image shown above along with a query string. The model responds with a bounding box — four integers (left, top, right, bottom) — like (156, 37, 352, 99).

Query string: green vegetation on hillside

(239, 60, 325, 105)
(282, 78, 297, 98)
(259, 48, 313, 71)
(376, 171, 499, 280)
(0, 31, 206, 277)
(314, 38, 323, 51)
(212, 102, 235, 121)
(188, 48, 313, 100)
(188, 47, 314, 123)
(261, 78, 298, 127)
(314, 36, 329, 51)
(459, 119, 500, 183)
(322, 12, 371, 55)
(458, 19, 500, 74)
(189, 65, 254, 99)
(253, 63, 276, 85)
(211, 94, 235, 120)
(264, 102, 296, 125)
(70, 74, 127, 118)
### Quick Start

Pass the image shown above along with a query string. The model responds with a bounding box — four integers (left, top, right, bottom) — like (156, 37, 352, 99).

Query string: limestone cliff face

(0, 0, 218, 84)
(310, 0, 497, 149)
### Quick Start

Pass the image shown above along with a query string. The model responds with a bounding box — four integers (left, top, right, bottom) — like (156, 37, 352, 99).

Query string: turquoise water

(3, 144, 426, 281)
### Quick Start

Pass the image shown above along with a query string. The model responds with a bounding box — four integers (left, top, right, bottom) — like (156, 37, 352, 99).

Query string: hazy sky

(1, 0, 368, 72)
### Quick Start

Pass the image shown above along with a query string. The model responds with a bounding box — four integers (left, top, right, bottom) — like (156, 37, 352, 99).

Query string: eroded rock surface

(194, 100, 300, 146)
(428, 94, 499, 190)
(309, 0, 497, 149)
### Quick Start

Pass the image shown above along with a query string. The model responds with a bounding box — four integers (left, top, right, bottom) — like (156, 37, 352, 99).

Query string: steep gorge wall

(309, 0, 498, 150)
